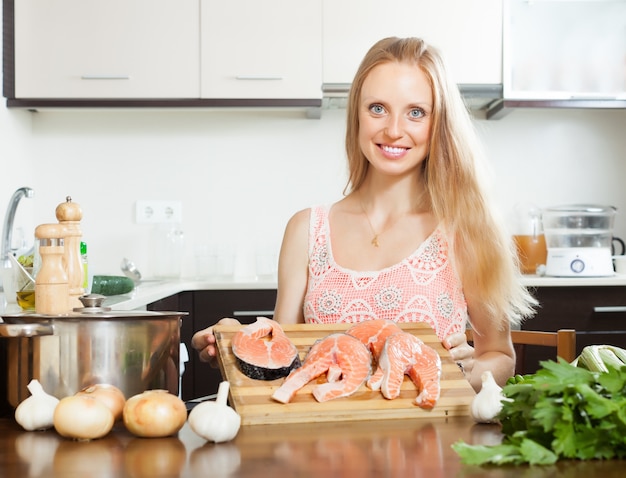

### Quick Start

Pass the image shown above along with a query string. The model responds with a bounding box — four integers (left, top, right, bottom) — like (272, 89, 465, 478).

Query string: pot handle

(0, 323, 54, 338)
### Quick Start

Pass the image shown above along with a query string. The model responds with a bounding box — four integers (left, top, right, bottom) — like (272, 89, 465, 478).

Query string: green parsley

(452, 359, 626, 465)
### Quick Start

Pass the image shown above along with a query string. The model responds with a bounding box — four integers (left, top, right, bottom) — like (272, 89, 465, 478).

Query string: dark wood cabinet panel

(149, 289, 277, 401)
(190, 289, 277, 400)
(520, 286, 626, 373)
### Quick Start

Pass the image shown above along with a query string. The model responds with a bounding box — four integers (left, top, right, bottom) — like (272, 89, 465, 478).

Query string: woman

(192, 37, 536, 391)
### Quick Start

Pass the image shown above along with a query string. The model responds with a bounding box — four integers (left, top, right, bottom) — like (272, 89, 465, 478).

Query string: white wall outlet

(135, 200, 183, 224)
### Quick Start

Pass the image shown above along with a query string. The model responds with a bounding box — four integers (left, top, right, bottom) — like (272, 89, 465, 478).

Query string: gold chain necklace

(359, 197, 406, 248)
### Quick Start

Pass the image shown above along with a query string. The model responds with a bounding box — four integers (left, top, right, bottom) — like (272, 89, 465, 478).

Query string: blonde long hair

(345, 37, 535, 328)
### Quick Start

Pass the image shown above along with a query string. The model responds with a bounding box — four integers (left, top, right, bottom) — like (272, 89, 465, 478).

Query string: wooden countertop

(0, 416, 625, 477)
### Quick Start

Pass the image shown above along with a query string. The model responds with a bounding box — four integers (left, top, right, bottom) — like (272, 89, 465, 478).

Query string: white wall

(22, 108, 348, 279)
(0, 52, 36, 262)
(3, 106, 622, 281)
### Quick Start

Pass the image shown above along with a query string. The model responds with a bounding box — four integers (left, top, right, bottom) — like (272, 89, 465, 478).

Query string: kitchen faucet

(1, 186, 35, 269)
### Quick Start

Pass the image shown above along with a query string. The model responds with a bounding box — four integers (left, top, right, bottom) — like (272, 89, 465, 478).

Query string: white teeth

(382, 145, 406, 154)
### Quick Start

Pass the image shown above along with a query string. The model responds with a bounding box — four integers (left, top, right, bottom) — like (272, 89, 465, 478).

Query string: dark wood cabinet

(148, 289, 277, 401)
(520, 286, 626, 373)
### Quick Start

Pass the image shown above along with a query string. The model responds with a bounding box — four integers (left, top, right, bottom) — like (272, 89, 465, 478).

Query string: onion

(123, 389, 187, 438)
(76, 384, 126, 421)
(53, 395, 115, 440)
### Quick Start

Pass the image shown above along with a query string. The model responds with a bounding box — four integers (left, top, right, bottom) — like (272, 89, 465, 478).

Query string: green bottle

(80, 241, 88, 291)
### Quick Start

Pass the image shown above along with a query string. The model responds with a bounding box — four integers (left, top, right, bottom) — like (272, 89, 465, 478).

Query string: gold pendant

(371, 235, 379, 247)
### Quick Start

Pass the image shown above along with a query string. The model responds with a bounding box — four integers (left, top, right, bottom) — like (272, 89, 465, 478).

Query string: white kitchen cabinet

(13, 0, 200, 99)
(322, 0, 502, 86)
(200, 0, 322, 99)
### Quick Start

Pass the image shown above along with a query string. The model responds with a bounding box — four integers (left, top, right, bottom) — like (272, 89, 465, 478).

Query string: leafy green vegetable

(453, 359, 626, 466)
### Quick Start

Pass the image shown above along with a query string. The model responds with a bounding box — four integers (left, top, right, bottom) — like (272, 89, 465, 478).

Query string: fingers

(191, 318, 242, 363)
(448, 342, 474, 362)
(443, 331, 475, 378)
(198, 343, 217, 363)
(442, 331, 467, 350)
(191, 327, 215, 351)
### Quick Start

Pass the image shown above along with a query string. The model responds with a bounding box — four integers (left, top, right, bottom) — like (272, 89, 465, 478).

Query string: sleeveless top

(303, 205, 468, 341)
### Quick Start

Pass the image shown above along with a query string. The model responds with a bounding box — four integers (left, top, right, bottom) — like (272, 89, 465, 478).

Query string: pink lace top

(303, 205, 468, 341)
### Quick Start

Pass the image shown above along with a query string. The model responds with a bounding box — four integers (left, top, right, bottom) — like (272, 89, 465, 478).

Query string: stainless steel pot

(0, 295, 186, 407)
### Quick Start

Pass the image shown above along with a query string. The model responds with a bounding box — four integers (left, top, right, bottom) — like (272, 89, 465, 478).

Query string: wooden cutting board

(214, 322, 475, 426)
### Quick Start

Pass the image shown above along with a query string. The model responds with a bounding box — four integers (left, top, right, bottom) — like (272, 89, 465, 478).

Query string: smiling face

(358, 61, 433, 179)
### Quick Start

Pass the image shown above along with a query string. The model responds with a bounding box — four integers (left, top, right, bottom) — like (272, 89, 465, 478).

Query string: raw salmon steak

(231, 317, 301, 381)
(347, 319, 403, 360)
(373, 332, 442, 409)
(271, 333, 372, 403)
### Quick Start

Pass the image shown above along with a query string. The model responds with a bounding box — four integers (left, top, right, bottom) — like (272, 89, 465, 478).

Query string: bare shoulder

(281, 208, 311, 255)
(275, 208, 312, 325)
(286, 208, 311, 230)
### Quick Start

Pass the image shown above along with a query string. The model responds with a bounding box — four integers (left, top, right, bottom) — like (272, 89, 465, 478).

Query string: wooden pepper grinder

(35, 224, 69, 315)
(55, 196, 84, 309)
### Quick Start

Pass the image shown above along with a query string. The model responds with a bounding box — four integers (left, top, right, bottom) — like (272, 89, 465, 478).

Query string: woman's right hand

(191, 317, 241, 364)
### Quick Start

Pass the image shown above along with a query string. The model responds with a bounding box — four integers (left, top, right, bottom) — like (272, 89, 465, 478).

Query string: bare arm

(444, 293, 515, 392)
(272, 208, 310, 325)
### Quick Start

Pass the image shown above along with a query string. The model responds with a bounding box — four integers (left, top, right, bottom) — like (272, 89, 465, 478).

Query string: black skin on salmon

(235, 355, 302, 381)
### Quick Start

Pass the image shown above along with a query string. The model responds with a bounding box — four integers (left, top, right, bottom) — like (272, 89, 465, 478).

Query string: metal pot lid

(1, 294, 188, 321)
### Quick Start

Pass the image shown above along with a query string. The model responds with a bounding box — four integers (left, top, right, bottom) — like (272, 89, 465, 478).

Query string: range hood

(492, 0, 626, 119)
(320, 83, 504, 118)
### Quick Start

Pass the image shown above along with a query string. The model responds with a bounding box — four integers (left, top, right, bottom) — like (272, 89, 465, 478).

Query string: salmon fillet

(346, 319, 403, 360)
(271, 333, 372, 403)
(231, 317, 301, 380)
(347, 319, 404, 390)
(376, 332, 442, 409)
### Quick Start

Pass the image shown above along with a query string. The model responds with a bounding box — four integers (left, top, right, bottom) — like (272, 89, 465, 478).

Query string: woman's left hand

(442, 331, 474, 378)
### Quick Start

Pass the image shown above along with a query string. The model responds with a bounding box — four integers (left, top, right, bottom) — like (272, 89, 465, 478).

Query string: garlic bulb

(470, 371, 508, 424)
(188, 381, 241, 443)
(14, 379, 60, 431)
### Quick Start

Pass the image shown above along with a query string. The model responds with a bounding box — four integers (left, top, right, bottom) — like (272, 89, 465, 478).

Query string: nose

(384, 113, 402, 139)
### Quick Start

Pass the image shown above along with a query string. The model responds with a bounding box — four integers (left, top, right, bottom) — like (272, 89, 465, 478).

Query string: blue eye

(409, 108, 425, 119)
(369, 104, 385, 114)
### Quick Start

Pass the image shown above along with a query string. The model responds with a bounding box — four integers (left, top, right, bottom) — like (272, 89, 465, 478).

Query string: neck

(357, 191, 416, 248)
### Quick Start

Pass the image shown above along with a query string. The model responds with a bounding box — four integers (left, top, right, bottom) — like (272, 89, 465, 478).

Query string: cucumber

(91, 275, 135, 296)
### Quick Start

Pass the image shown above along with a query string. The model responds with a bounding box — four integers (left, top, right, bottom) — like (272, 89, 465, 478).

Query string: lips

(379, 144, 409, 158)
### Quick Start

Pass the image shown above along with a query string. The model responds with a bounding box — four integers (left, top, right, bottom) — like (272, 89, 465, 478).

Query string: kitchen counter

(0, 279, 278, 314)
(87, 274, 626, 311)
(1, 415, 624, 477)
(520, 274, 626, 288)
(3, 275, 626, 315)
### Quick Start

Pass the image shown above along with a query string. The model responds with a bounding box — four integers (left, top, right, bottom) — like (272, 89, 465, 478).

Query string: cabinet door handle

(235, 75, 283, 81)
(593, 306, 626, 313)
(232, 310, 275, 317)
(81, 75, 131, 80)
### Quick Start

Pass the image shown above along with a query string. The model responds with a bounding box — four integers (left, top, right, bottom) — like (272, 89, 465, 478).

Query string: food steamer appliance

(542, 204, 617, 277)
